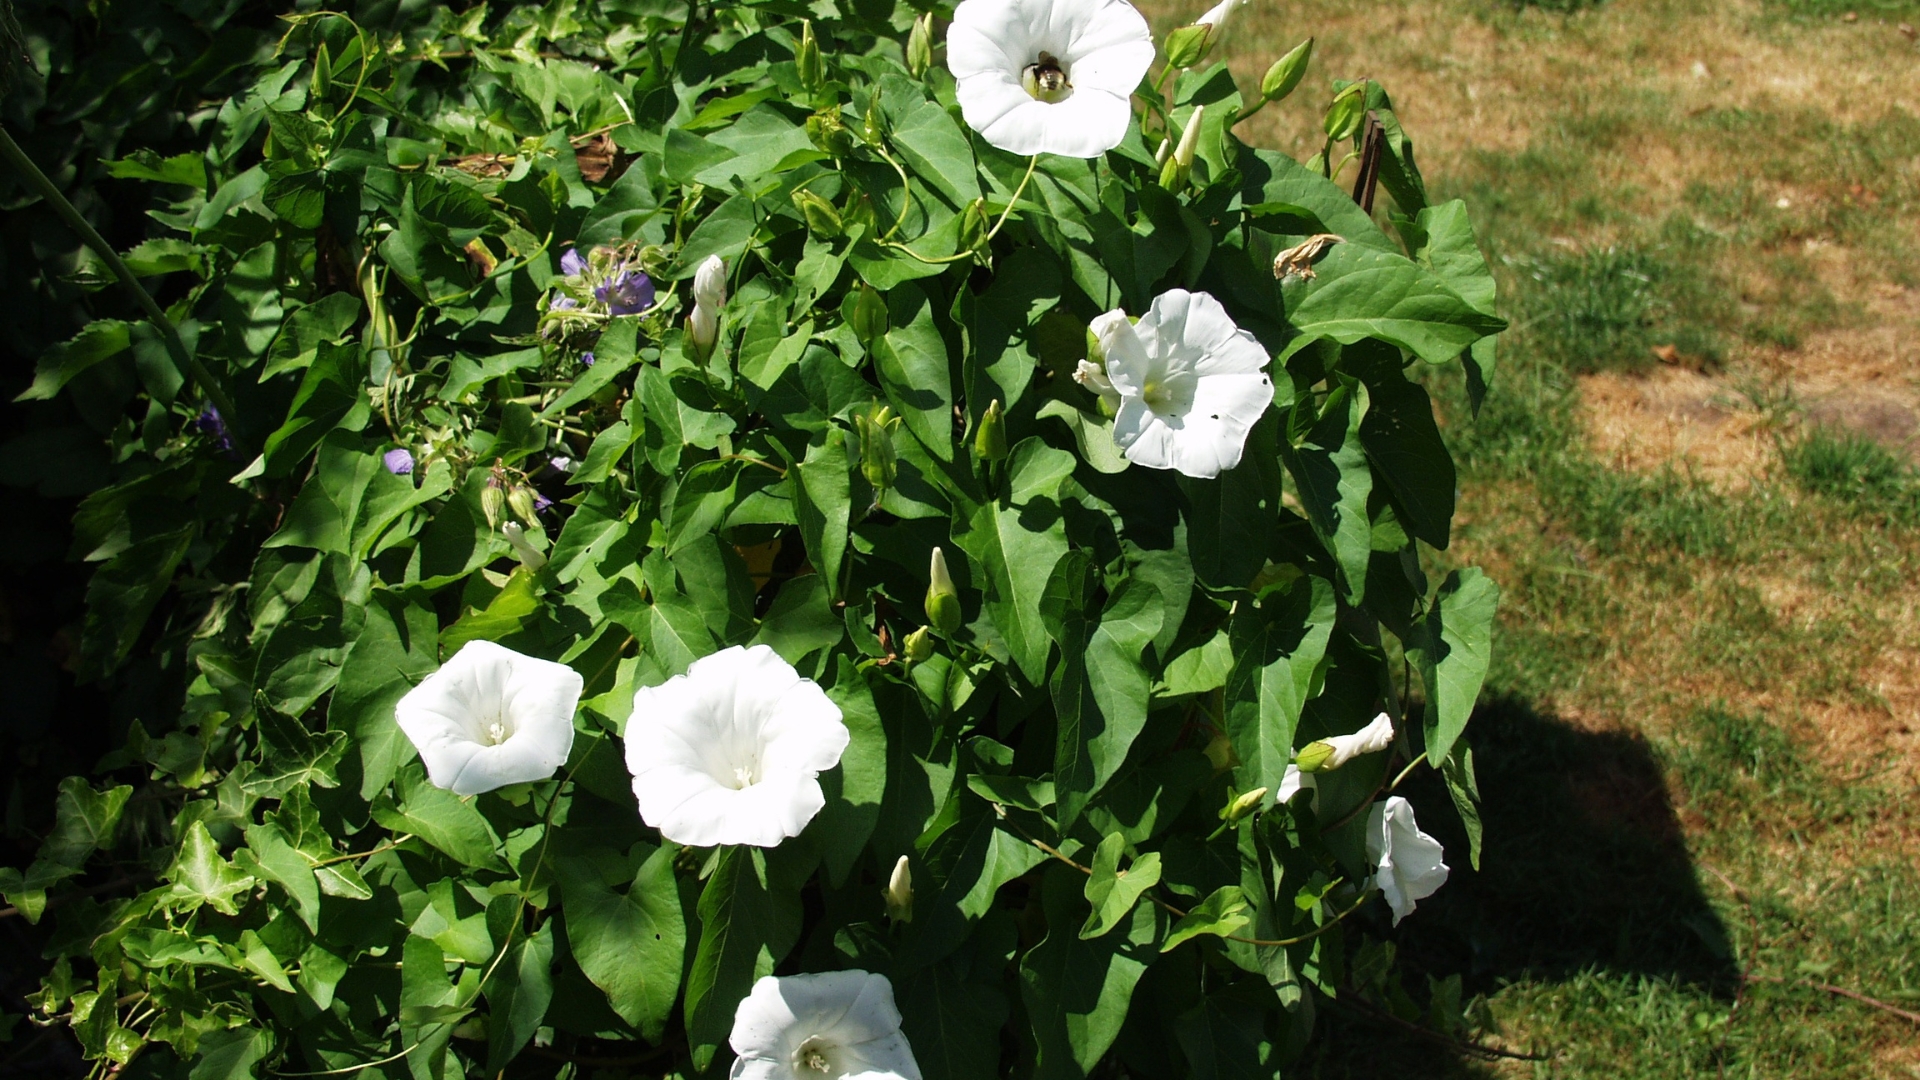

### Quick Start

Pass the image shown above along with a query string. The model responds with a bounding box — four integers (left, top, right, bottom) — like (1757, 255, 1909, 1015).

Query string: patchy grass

(1144, 0, 1920, 1072)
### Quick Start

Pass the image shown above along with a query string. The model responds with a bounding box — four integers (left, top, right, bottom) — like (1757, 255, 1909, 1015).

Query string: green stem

(0, 124, 245, 447)
(882, 154, 1038, 265)
(1231, 97, 1268, 128)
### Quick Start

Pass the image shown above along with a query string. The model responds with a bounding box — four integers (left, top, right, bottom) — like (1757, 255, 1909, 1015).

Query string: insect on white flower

(1367, 795, 1450, 925)
(625, 645, 850, 848)
(729, 971, 923, 1080)
(393, 640, 582, 796)
(1089, 289, 1276, 478)
(946, 0, 1155, 157)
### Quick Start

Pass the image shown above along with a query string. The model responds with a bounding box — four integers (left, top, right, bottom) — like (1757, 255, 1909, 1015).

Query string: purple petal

(596, 270, 656, 316)
(579, 351, 595, 367)
(549, 293, 580, 312)
(560, 248, 588, 276)
(383, 448, 415, 475)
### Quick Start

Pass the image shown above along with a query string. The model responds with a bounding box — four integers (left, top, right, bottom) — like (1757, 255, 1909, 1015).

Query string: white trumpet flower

(1298, 711, 1396, 772)
(625, 645, 849, 848)
(393, 641, 582, 796)
(947, 0, 1155, 157)
(1367, 796, 1449, 925)
(1089, 289, 1275, 478)
(729, 970, 922, 1080)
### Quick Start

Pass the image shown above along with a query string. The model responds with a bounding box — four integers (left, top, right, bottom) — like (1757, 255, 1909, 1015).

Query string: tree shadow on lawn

(1299, 692, 1739, 1077)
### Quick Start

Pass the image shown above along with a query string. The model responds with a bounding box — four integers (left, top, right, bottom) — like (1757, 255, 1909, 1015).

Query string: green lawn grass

(1153, 0, 1920, 1072)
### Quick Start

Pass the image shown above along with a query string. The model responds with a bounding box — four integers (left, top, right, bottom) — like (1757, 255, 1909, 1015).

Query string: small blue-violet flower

(579, 351, 595, 367)
(195, 405, 233, 452)
(596, 268, 656, 316)
(384, 448, 415, 475)
(548, 293, 580, 313)
(560, 248, 589, 276)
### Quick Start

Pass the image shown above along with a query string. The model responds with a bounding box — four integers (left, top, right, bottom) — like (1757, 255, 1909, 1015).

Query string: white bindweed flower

(1073, 359, 1123, 414)
(1091, 289, 1275, 478)
(1275, 764, 1316, 809)
(947, 0, 1155, 158)
(394, 641, 582, 796)
(729, 970, 922, 1080)
(1298, 711, 1395, 772)
(625, 645, 849, 847)
(1366, 796, 1449, 925)
(1193, 0, 1247, 37)
(501, 522, 547, 571)
(694, 255, 728, 310)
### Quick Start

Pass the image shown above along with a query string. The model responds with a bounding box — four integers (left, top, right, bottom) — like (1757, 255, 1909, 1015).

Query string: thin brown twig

(1739, 974, 1920, 1026)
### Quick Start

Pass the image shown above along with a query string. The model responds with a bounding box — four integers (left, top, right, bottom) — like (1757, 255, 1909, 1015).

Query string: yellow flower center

(1021, 52, 1072, 103)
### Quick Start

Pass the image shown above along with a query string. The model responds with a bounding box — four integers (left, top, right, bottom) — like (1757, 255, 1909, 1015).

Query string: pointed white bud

(1173, 105, 1206, 170)
(501, 521, 547, 571)
(883, 855, 913, 922)
(693, 255, 727, 310)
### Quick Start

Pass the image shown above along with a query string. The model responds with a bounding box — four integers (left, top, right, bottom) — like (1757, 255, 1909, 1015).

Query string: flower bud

(312, 42, 332, 103)
(481, 477, 506, 531)
(793, 189, 843, 237)
(850, 283, 890, 344)
(907, 13, 934, 79)
(1294, 740, 1335, 772)
(506, 484, 539, 526)
(1219, 786, 1269, 823)
(502, 521, 548, 571)
(883, 855, 914, 923)
(854, 403, 900, 491)
(807, 111, 856, 157)
(1160, 105, 1205, 190)
(693, 255, 728, 311)
(1324, 84, 1366, 141)
(1192, 0, 1246, 44)
(1261, 37, 1313, 103)
(797, 20, 824, 92)
(974, 399, 1008, 462)
(1202, 729, 1237, 772)
(862, 95, 887, 147)
(958, 198, 990, 253)
(925, 546, 962, 637)
(1300, 712, 1396, 772)
(902, 625, 934, 664)
(688, 304, 719, 357)
(1162, 23, 1212, 69)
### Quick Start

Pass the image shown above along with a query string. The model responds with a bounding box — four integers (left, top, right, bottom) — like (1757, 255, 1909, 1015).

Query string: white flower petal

(1275, 764, 1319, 812)
(948, 0, 1152, 158)
(393, 640, 581, 796)
(1366, 796, 1449, 925)
(1322, 712, 1395, 769)
(1098, 289, 1274, 479)
(626, 644, 846, 848)
(731, 972, 921, 1080)
(1091, 310, 1151, 395)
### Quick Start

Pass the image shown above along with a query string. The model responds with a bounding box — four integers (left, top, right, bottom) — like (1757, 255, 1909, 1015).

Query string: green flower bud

(863, 94, 887, 147)
(312, 42, 332, 103)
(1219, 786, 1269, 822)
(974, 399, 1008, 462)
(1324, 84, 1366, 142)
(481, 478, 506, 531)
(907, 13, 934, 79)
(1163, 23, 1212, 70)
(854, 403, 900, 492)
(925, 546, 962, 637)
(1160, 105, 1205, 190)
(1294, 740, 1336, 773)
(1261, 37, 1313, 103)
(850, 283, 890, 344)
(902, 625, 934, 664)
(806, 111, 855, 157)
(797, 20, 824, 92)
(507, 484, 540, 526)
(793, 189, 843, 237)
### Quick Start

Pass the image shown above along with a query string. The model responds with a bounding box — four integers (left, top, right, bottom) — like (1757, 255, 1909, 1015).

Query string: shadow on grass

(1299, 693, 1737, 1077)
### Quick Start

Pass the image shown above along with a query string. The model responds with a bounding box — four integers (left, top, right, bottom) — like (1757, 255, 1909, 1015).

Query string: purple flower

(580, 351, 595, 367)
(560, 248, 588, 276)
(384, 448, 415, 475)
(195, 404, 232, 452)
(533, 492, 554, 513)
(596, 268, 656, 316)
(549, 293, 580, 313)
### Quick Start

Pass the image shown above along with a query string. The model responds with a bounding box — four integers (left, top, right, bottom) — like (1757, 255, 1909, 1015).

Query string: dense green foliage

(0, 0, 1506, 1076)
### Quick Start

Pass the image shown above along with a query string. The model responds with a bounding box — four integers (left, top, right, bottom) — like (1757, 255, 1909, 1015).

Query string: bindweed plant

(2, 0, 1507, 1076)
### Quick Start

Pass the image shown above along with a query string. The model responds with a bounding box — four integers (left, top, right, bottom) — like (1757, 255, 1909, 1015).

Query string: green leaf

(880, 75, 981, 210)
(165, 822, 257, 916)
(330, 595, 440, 800)
(953, 499, 1068, 686)
(1174, 984, 1280, 1080)
(1442, 745, 1484, 871)
(262, 293, 363, 379)
(1281, 243, 1507, 366)
(1020, 865, 1160, 1080)
(14, 320, 131, 402)
(556, 846, 684, 1041)
(242, 823, 321, 932)
(372, 768, 506, 870)
(1080, 833, 1163, 939)
(895, 956, 1012, 1080)
(1348, 342, 1456, 549)
(904, 805, 1047, 969)
(816, 658, 887, 887)
(792, 428, 852, 600)
(440, 567, 543, 651)
(1408, 568, 1499, 768)
(1037, 399, 1130, 475)
(876, 282, 955, 462)
(252, 340, 369, 479)
(1281, 382, 1373, 603)
(485, 921, 555, 1073)
(247, 704, 349, 796)
(1224, 575, 1337, 799)
(188, 1026, 270, 1080)
(683, 847, 801, 1070)
(1162, 886, 1251, 951)
(39, 777, 133, 869)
